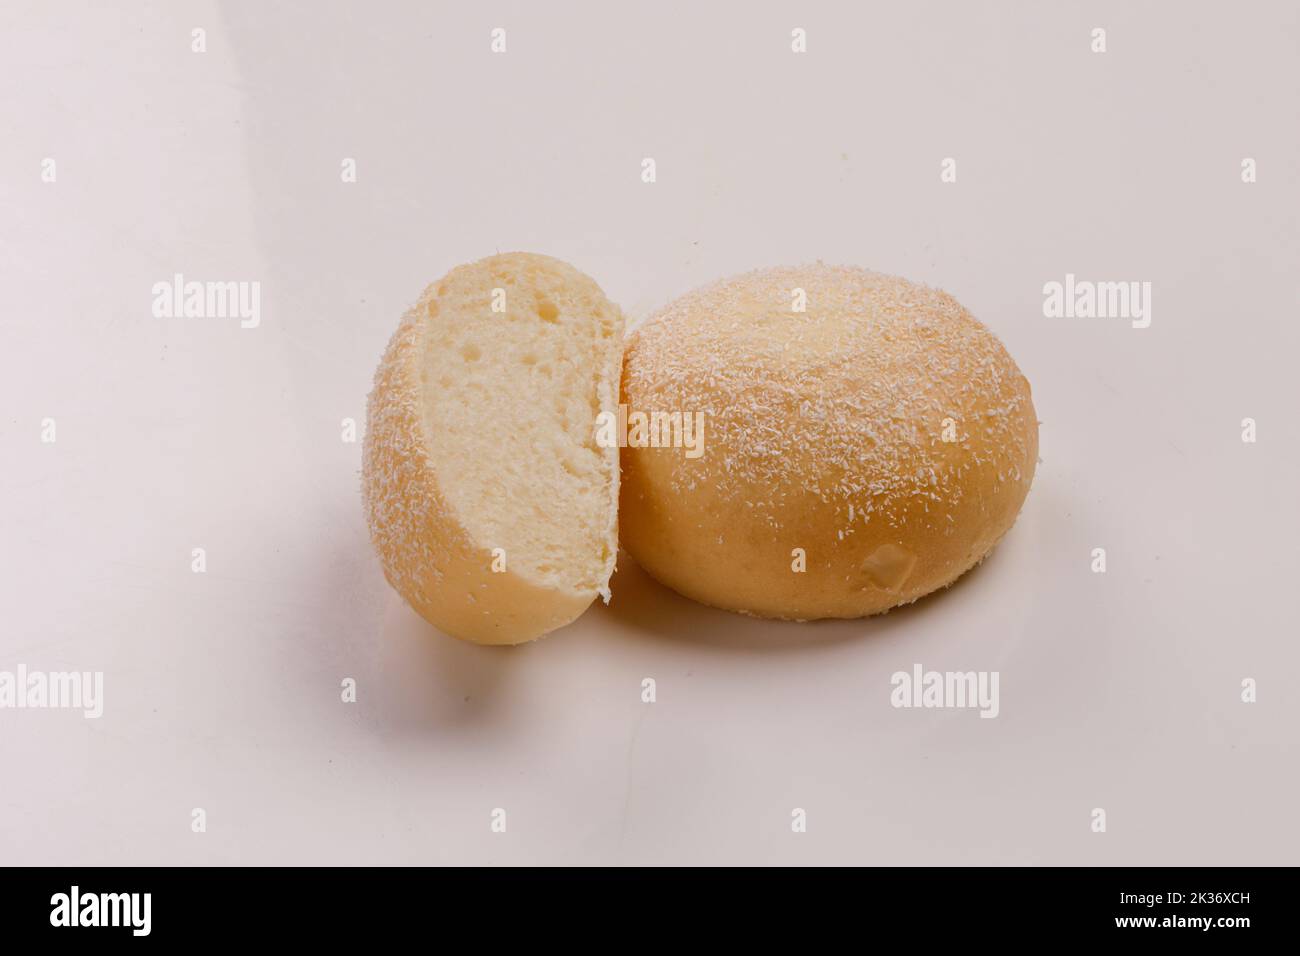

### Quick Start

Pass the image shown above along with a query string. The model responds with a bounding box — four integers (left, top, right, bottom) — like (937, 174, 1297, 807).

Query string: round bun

(619, 264, 1038, 620)
(363, 253, 623, 644)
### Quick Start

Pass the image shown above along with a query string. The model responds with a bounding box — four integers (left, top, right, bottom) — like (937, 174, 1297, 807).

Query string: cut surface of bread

(363, 253, 623, 644)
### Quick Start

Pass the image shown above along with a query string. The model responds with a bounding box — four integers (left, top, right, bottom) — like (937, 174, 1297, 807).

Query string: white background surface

(2, 0, 1298, 865)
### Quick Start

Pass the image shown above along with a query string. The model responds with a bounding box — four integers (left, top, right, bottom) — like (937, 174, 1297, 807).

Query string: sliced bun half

(363, 253, 623, 644)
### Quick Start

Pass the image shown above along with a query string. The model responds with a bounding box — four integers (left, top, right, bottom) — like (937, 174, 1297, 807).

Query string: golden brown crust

(619, 265, 1038, 620)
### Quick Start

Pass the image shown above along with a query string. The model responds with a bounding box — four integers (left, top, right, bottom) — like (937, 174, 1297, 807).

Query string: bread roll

(619, 265, 1038, 620)
(363, 253, 623, 644)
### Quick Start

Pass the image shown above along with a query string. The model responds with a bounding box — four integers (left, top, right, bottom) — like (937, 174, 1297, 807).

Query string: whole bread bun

(363, 253, 623, 644)
(620, 265, 1038, 620)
